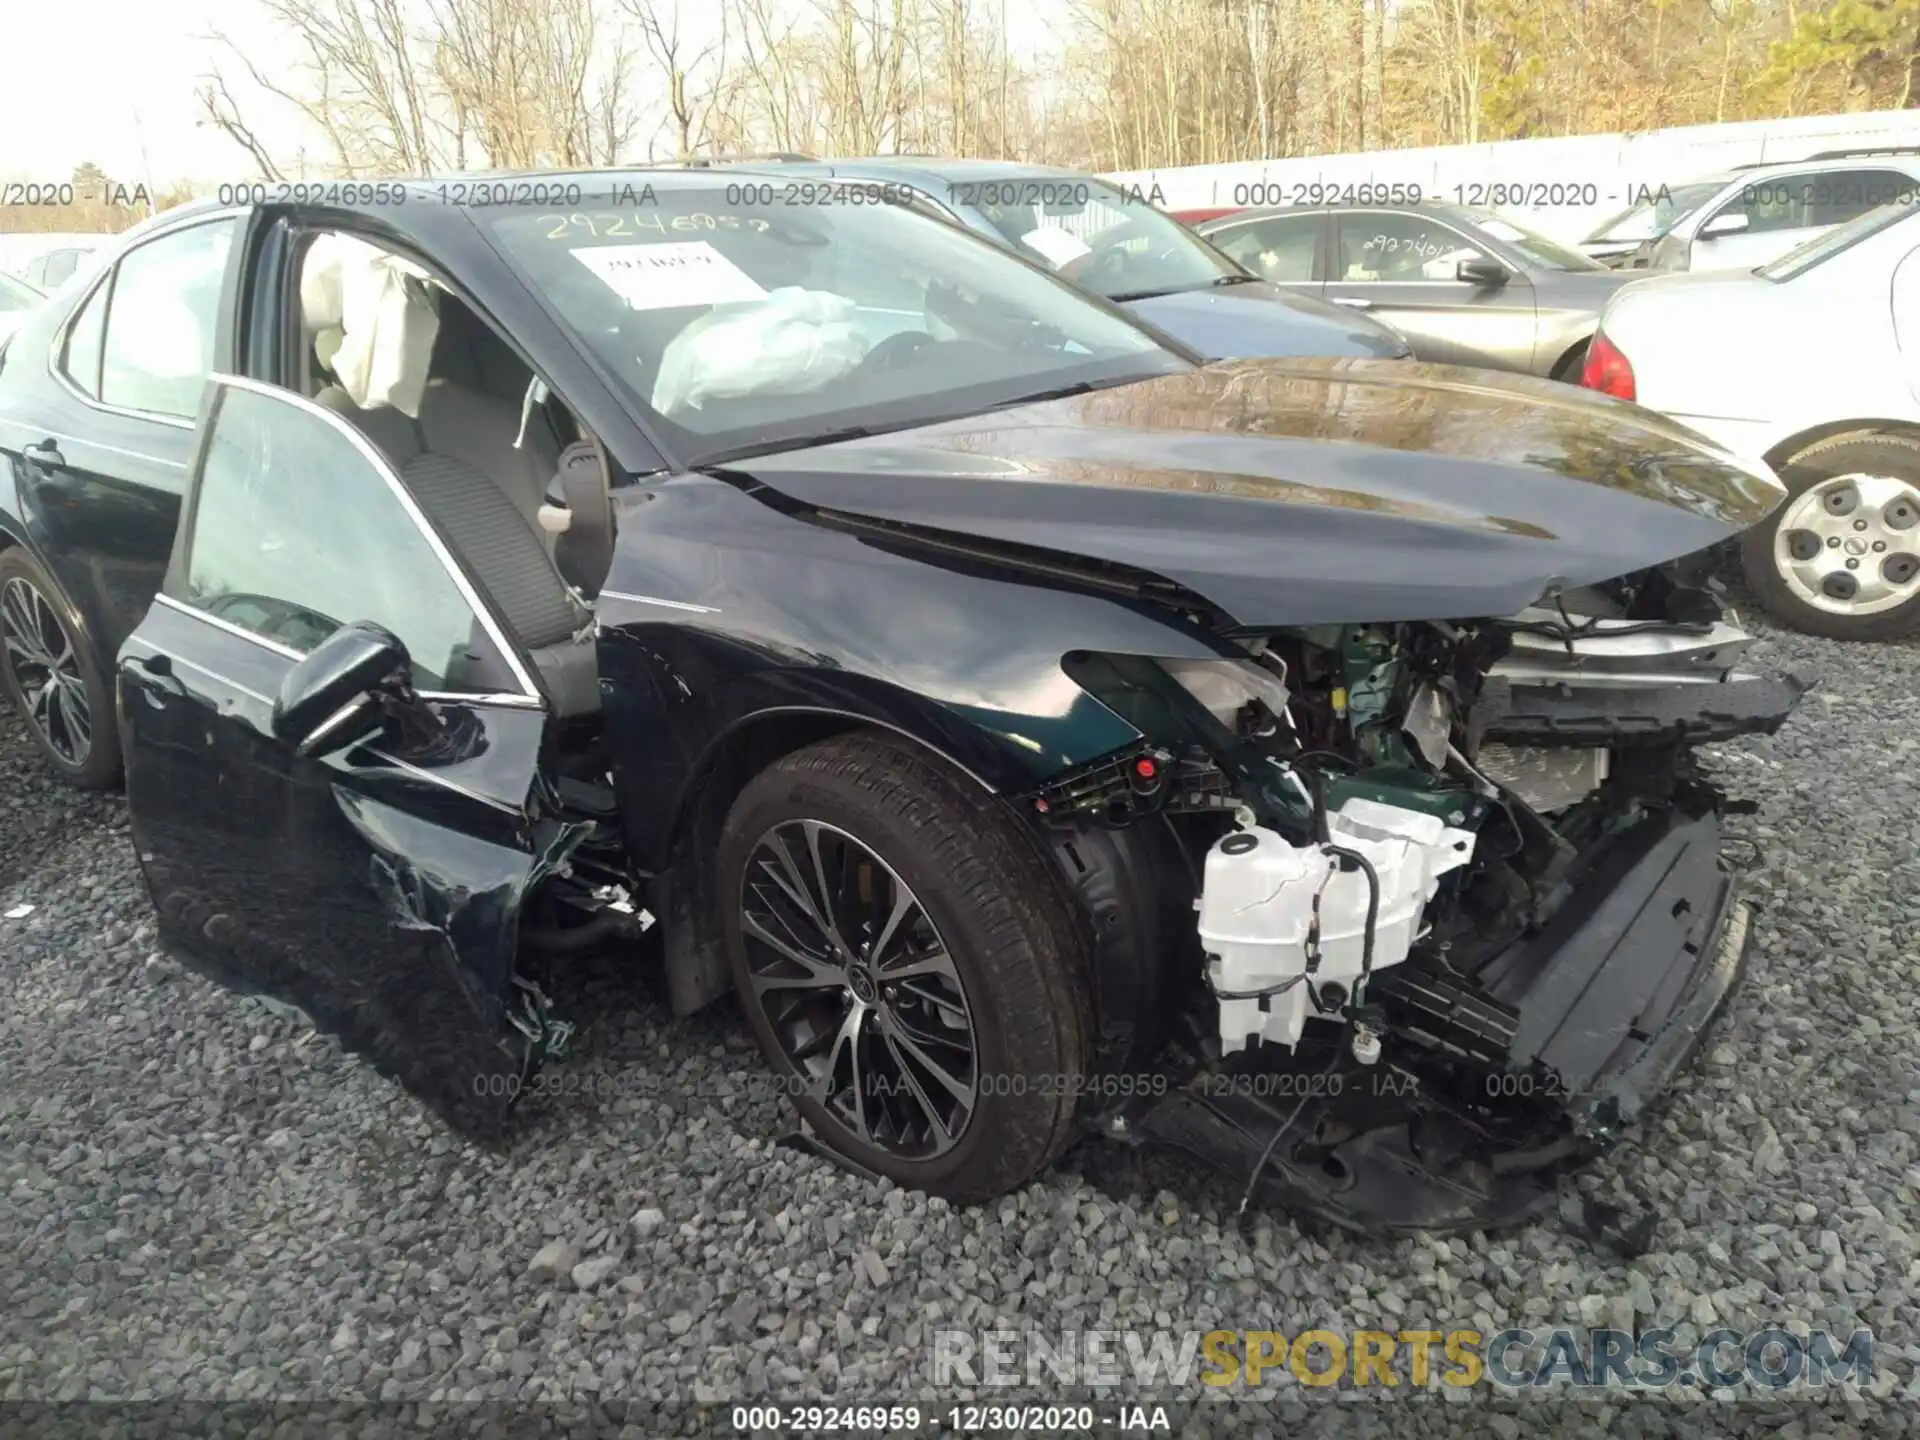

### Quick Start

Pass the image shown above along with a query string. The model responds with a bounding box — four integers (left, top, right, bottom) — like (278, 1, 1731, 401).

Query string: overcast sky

(2, 0, 1067, 188)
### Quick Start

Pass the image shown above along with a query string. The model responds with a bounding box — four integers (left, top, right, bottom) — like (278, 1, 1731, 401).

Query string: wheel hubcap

(1775, 472, 1920, 616)
(1, 577, 91, 767)
(739, 819, 977, 1159)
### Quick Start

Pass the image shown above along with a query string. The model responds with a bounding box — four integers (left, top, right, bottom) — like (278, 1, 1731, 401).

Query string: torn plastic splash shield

(1110, 801, 1753, 1234)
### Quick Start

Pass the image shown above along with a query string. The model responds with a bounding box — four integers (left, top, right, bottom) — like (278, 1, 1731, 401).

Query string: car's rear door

(117, 375, 587, 1135)
(1324, 210, 1538, 370)
(13, 213, 243, 667)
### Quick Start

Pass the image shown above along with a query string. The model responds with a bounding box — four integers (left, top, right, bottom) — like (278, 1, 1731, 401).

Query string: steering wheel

(1061, 221, 1184, 287)
(856, 329, 937, 375)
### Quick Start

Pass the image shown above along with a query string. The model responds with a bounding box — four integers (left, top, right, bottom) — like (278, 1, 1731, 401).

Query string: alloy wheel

(1774, 472, 1920, 617)
(1, 576, 92, 768)
(738, 819, 977, 1158)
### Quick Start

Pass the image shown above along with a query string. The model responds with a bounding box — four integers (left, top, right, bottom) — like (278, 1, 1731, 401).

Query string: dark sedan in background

(721, 156, 1414, 361)
(1197, 202, 1646, 379)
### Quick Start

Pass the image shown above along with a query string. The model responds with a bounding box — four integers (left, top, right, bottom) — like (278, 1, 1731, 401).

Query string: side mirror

(1698, 211, 1750, 241)
(1456, 257, 1510, 286)
(271, 620, 410, 754)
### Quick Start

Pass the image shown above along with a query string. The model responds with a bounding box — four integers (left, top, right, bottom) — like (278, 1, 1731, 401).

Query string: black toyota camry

(0, 170, 1802, 1233)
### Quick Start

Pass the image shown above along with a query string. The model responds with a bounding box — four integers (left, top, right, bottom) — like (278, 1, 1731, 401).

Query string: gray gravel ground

(4, 612, 1920, 1437)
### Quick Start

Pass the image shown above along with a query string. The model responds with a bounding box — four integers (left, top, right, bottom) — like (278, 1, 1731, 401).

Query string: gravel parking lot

(3, 614, 1920, 1436)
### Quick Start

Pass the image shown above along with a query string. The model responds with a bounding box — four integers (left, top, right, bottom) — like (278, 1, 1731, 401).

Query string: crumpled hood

(726, 357, 1787, 626)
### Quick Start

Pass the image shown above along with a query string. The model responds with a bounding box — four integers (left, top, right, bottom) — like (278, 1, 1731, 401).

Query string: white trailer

(1108, 109, 1920, 241)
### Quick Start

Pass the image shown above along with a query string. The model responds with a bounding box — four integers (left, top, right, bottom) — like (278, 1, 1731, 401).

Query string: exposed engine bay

(1034, 568, 1807, 1234)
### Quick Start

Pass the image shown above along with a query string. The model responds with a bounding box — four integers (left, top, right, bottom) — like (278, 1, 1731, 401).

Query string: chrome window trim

(46, 208, 249, 429)
(193, 374, 545, 703)
(0, 415, 186, 469)
(155, 590, 301, 661)
(147, 596, 545, 714)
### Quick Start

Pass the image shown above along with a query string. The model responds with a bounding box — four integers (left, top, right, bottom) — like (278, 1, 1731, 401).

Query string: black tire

(718, 732, 1093, 1203)
(1550, 340, 1590, 384)
(0, 548, 121, 788)
(1740, 433, 1920, 641)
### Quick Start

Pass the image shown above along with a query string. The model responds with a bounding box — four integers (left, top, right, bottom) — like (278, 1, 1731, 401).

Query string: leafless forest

(9, 0, 1920, 232)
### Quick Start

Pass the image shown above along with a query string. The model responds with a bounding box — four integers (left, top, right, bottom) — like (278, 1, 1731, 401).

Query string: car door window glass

(184, 383, 508, 693)
(1719, 181, 1808, 235)
(1801, 168, 1918, 228)
(60, 281, 109, 398)
(99, 219, 238, 419)
(1335, 214, 1484, 282)
(1211, 216, 1320, 282)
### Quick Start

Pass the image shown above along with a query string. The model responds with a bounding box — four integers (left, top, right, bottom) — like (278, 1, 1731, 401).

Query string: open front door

(116, 376, 585, 1136)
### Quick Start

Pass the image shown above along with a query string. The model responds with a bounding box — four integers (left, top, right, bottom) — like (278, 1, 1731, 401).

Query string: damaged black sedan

(0, 171, 1800, 1233)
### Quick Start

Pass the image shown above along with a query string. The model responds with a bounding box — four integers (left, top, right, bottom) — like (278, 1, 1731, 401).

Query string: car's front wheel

(1741, 433, 1920, 640)
(718, 732, 1092, 1203)
(0, 548, 120, 788)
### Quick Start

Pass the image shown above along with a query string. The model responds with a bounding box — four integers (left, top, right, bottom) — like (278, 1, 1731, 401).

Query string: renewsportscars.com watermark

(932, 1326, 1874, 1393)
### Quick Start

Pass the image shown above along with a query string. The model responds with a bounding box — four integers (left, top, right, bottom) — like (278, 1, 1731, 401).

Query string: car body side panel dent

(594, 474, 1232, 872)
(733, 358, 1785, 626)
(119, 600, 580, 1137)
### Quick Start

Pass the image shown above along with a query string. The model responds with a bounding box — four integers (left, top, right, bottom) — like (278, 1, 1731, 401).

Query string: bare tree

(625, 0, 728, 159)
(196, 64, 288, 181)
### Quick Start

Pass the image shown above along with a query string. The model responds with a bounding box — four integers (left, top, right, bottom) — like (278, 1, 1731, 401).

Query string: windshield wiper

(1210, 274, 1261, 288)
(1106, 284, 1194, 302)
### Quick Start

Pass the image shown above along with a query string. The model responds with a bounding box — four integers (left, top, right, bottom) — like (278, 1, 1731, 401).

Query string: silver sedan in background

(1198, 202, 1646, 380)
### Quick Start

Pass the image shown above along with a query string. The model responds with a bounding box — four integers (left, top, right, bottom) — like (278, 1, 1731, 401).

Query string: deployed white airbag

(303, 232, 439, 418)
(651, 287, 869, 415)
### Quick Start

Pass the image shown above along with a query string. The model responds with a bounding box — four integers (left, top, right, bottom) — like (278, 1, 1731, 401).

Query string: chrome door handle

(1332, 297, 1374, 310)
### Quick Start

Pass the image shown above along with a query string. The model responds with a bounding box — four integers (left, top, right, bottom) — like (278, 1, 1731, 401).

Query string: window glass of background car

(1719, 179, 1808, 234)
(1209, 215, 1320, 282)
(60, 280, 109, 398)
(1335, 213, 1484, 281)
(98, 220, 237, 419)
(184, 385, 493, 691)
(971, 180, 1237, 299)
(1800, 169, 1918, 227)
(1468, 213, 1604, 270)
(1586, 180, 1722, 244)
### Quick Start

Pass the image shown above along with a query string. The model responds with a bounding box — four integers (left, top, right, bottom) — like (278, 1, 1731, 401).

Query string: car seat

(298, 236, 599, 717)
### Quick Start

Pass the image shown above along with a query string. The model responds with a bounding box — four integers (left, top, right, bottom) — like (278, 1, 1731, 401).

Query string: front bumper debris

(1468, 671, 1812, 750)
(1114, 802, 1753, 1234)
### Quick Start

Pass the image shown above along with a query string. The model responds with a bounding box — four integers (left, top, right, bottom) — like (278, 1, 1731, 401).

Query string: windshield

(966, 178, 1243, 302)
(1759, 198, 1920, 282)
(1464, 212, 1608, 271)
(485, 184, 1183, 466)
(0, 272, 42, 312)
(1583, 181, 1723, 245)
